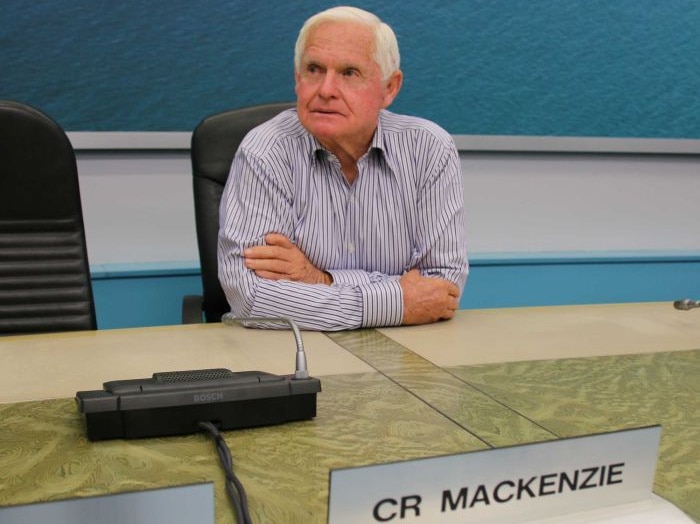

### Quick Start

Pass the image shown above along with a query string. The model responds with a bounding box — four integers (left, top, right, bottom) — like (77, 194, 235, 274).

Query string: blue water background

(2, 0, 699, 136)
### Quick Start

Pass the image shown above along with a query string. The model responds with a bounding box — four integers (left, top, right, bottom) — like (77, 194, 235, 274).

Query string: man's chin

(304, 118, 345, 139)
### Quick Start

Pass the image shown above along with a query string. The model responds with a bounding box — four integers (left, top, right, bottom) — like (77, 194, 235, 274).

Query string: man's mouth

(312, 108, 341, 116)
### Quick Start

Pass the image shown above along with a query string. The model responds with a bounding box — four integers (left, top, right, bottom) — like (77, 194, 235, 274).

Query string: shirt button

(348, 242, 355, 253)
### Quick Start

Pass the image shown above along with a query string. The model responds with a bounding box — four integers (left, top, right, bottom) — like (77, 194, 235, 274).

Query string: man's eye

(307, 64, 321, 74)
(343, 69, 359, 77)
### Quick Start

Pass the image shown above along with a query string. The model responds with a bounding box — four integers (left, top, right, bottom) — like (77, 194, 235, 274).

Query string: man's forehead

(303, 21, 375, 59)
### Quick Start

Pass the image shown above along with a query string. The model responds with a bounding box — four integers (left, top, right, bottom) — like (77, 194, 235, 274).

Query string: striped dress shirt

(218, 108, 468, 330)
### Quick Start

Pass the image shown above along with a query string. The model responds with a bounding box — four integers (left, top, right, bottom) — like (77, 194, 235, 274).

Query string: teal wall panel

(90, 253, 700, 329)
(92, 273, 202, 330)
(461, 258, 700, 309)
(4, 0, 700, 138)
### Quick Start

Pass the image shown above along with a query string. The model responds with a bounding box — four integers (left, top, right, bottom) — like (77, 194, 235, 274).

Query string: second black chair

(0, 100, 96, 335)
(183, 102, 295, 323)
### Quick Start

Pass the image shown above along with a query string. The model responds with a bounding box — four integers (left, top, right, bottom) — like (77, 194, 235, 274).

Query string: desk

(1, 302, 699, 522)
(0, 323, 487, 522)
(373, 303, 700, 520)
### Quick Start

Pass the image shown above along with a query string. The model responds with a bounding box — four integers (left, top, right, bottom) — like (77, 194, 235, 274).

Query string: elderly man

(218, 6, 468, 330)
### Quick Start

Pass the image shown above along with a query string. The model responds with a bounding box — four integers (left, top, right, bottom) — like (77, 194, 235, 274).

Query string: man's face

(295, 21, 401, 156)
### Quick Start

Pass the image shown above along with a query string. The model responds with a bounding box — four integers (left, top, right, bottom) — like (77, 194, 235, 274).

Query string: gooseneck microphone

(673, 299, 700, 311)
(223, 315, 309, 379)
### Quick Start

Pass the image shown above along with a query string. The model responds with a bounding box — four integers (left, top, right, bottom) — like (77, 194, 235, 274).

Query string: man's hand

(400, 269, 460, 325)
(244, 233, 332, 285)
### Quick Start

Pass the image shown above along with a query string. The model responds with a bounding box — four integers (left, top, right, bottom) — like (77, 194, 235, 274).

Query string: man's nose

(318, 71, 339, 98)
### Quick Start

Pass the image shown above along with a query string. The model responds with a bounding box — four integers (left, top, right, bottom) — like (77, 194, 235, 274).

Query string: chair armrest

(182, 295, 204, 324)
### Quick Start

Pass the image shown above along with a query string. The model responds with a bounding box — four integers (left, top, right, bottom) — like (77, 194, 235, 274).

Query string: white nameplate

(328, 426, 692, 523)
(0, 483, 214, 524)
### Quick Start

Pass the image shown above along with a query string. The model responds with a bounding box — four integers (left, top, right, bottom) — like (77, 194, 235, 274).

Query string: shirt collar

(305, 110, 395, 171)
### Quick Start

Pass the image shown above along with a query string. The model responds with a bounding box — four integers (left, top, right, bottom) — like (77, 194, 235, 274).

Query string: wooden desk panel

(378, 302, 700, 366)
(0, 373, 485, 523)
(447, 350, 700, 522)
(328, 330, 556, 447)
(0, 323, 372, 403)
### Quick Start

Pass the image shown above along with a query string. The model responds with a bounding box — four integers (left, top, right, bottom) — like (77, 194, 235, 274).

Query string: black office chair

(0, 100, 97, 334)
(182, 102, 296, 323)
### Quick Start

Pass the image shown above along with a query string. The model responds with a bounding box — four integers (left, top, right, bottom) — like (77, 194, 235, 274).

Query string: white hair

(294, 6, 401, 81)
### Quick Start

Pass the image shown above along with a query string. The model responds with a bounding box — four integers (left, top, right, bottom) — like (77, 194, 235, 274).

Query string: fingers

(243, 235, 294, 275)
(244, 255, 288, 274)
(437, 280, 460, 300)
(244, 233, 292, 259)
(243, 248, 292, 280)
(244, 244, 280, 260)
(400, 271, 461, 325)
(242, 233, 327, 284)
(263, 232, 293, 248)
(449, 295, 459, 312)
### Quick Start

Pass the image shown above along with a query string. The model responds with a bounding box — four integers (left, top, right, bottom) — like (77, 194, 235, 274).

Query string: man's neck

(320, 130, 376, 184)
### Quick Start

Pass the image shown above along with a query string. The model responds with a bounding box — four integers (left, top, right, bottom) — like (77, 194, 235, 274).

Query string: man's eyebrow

(302, 56, 323, 66)
(334, 60, 364, 72)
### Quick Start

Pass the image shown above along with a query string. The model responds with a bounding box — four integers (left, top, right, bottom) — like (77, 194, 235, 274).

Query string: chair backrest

(191, 102, 295, 322)
(0, 100, 97, 334)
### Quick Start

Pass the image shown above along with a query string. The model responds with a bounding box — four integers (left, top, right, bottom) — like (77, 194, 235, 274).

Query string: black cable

(198, 421, 253, 524)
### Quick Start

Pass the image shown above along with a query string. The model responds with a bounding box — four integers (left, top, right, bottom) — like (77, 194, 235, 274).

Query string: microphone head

(674, 299, 698, 310)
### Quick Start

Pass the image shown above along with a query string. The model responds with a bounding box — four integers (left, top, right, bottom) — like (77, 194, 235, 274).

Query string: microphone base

(76, 370, 321, 441)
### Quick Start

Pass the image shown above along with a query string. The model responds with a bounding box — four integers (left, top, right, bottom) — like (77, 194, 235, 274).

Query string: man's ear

(382, 70, 403, 109)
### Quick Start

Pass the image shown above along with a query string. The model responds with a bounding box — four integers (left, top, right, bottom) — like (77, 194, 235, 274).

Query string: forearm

(220, 262, 403, 331)
(413, 145, 469, 294)
(415, 211, 469, 293)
